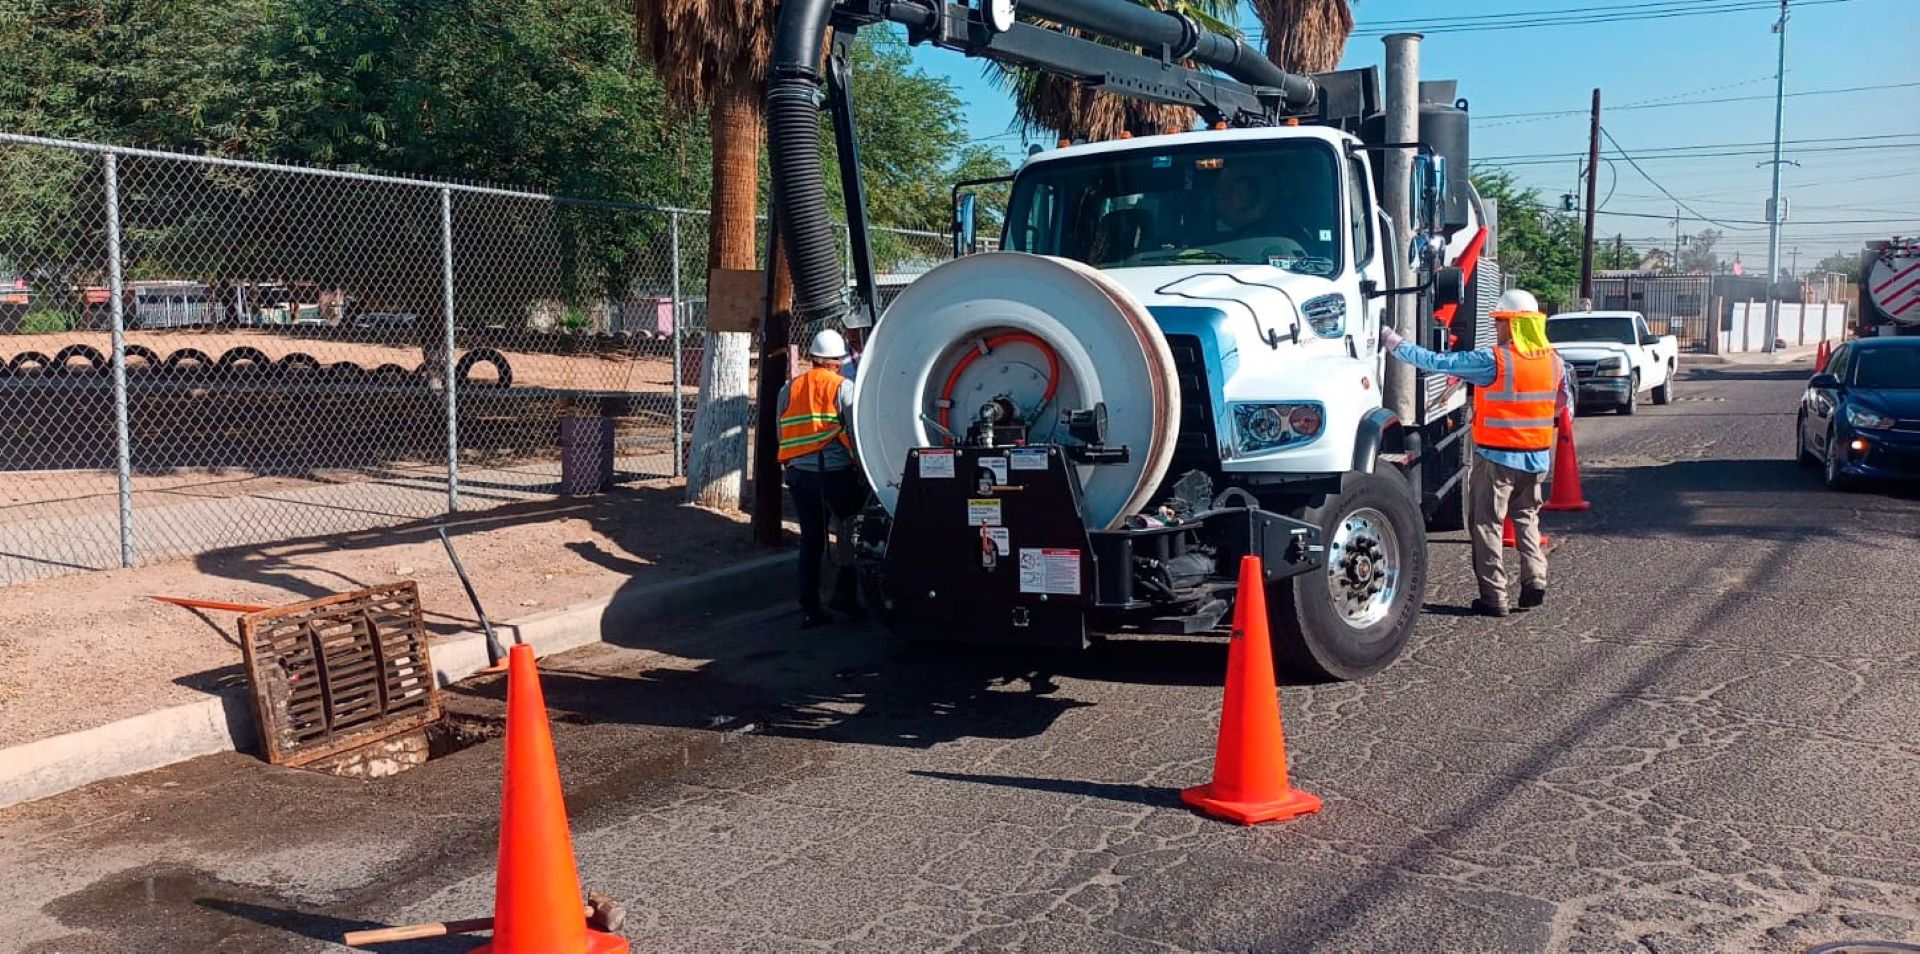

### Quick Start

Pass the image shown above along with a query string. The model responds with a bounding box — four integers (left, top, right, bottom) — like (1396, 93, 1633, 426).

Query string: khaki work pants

(1468, 455, 1548, 608)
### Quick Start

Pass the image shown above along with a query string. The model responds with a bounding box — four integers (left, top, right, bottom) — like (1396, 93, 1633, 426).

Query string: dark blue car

(1797, 338, 1920, 489)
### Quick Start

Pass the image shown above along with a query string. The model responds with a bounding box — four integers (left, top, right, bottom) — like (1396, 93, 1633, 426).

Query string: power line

(1480, 131, 1920, 163)
(1475, 80, 1920, 122)
(1246, 0, 1864, 39)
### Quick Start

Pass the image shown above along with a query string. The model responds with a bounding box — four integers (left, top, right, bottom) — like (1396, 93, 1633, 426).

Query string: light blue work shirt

(1389, 342, 1573, 475)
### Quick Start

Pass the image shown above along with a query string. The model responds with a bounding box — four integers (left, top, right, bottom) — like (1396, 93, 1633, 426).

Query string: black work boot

(1470, 598, 1510, 618)
(826, 569, 866, 620)
(1518, 585, 1547, 611)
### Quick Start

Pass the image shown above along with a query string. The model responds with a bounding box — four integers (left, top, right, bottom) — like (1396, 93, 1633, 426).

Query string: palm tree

(1251, 0, 1356, 74)
(992, 0, 1242, 142)
(633, 0, 779, 511)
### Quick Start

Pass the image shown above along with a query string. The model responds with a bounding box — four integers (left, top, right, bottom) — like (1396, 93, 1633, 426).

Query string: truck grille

(1163, 334, 1218, 472)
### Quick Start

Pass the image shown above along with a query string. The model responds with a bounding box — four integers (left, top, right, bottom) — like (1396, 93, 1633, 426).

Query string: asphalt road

(4, 361, 1919, 954)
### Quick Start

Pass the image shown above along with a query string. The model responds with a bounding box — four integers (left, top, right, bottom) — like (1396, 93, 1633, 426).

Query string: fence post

(440, 187, 460, 512)
(104, 153, 134, 568)
(670, 211, 684, 478)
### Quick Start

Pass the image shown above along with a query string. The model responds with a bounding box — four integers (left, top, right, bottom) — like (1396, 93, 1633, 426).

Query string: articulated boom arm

(833, 0, 1315, 128)
(769, 0, 1325, 326)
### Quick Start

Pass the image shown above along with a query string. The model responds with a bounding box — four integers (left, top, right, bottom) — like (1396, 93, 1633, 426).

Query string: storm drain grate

(240, 581, 440, 767)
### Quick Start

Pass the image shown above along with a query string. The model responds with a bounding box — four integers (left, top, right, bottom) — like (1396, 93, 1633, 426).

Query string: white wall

(1726, 302, 1848, 352)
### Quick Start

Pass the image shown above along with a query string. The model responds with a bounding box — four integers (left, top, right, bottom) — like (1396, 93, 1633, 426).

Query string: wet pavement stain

(25, 864, 405, 954)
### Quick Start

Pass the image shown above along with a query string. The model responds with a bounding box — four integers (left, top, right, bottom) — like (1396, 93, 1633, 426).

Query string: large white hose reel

(851, 253, 1181, 530)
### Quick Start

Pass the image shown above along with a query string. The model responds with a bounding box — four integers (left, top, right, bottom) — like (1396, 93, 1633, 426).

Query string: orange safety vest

(1472, 345, 1561, 452)
(777, 367, 853, 463)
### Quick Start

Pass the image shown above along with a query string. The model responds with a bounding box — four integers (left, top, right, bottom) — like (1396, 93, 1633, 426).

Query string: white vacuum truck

(767, 0, 1502, 680)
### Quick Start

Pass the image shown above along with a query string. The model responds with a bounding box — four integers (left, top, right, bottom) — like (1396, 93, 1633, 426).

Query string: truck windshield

(1003, 139, 1343, 277)
(1547, 317, 1636, 345)
(1852, 347, 1920, 389)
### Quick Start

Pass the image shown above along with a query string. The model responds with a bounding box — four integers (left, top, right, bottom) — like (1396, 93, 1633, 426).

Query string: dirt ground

(0, 479, 792, 748)
(0, 329, 682, 393)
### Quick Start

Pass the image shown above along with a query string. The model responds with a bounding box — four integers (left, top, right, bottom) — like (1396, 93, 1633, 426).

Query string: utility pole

(1579, 88, 1601, 302)
(1791, 245, 1800, 279)
(1615, 234, 1624, 270)
(1671, 207, 1687, 274)
(1382, 33, 1421, 430)
(1761, 0, 1791, 353)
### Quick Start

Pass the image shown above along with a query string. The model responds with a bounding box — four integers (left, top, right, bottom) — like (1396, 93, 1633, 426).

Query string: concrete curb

(0, 553, 795, 811)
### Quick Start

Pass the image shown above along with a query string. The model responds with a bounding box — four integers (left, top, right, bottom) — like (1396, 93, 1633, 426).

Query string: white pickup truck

(1547, 310, 1679, 415)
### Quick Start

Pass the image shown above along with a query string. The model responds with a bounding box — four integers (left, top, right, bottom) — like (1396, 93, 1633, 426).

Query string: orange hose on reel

(935, 332, 1060, 438)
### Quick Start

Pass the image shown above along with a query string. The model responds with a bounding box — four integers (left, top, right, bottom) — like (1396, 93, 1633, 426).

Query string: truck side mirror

(953, 193, 978, 258)
(1410, 153, 1445, 232)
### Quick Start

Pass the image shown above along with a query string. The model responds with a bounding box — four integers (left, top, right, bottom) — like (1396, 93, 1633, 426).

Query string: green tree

(1252, 0, 1357, 73)
(990, 0, 1242, 141)
(1471, 170, 1583, 311)
(1812, 251, 1863, 283)
(1680, 229, 1722, 274)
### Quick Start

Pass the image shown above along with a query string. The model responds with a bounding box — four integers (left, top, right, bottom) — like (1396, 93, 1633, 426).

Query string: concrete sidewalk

(1689, 344, 1821, 366)
(0, 549, 794, 810)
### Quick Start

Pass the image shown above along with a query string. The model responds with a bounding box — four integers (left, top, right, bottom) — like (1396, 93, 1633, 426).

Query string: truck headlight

(1595, 356, 1628, 377)
(1232, 402, 1325, 454)
(1847, 405, 1895, 429)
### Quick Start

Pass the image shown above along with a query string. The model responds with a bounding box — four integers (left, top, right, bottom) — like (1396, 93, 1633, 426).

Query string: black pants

(784, 465, 867, 612)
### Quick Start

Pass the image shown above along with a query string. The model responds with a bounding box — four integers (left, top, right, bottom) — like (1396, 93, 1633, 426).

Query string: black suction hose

(768, 0, 847, 324)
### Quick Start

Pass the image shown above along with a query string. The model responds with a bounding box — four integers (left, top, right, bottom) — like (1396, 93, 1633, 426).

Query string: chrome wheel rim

(1327, 507, 1400, 629)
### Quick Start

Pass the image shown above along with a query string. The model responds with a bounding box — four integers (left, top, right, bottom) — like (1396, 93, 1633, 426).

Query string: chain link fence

(0, 132, 982, 586)
(0, 133, 711, 584)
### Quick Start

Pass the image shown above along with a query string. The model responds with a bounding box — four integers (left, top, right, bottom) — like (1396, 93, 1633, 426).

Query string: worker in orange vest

(778, 329, 867, 627)
(1381, 289, 1573, 617)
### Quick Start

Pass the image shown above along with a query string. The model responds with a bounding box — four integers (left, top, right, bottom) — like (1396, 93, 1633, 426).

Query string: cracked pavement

(3, 362, 1918, 953)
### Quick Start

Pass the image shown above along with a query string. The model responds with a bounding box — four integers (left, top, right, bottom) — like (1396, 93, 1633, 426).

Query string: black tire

(7, 351, 52, 375)
(369, 362, 413, 382)
(1824, 432, 1853, 491)
(326, 360, 364, 379)
(1796, 414, 1819, 467)
(1268, 470, 1427, 682)
(161, 348, 215, 375)
(1617, 373, 1639, 415)
(276, 352, 322, 375)
(1651, 364, 1673, 405)
(51, 343, 107, 375)
(122, 344, 162, 371)
(454, 347, 513, 388)
(217, 346, 273, 375)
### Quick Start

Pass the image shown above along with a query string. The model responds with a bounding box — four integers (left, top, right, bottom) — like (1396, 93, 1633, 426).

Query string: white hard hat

(1494, 288, 1540, 315)
(807, 328, 848, 360)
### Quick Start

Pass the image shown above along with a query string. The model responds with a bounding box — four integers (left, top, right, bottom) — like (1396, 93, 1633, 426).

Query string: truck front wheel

(1268, 471, 1427, 681)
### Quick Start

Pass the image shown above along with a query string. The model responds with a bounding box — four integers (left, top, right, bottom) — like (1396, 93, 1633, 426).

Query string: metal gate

(1591, 276, 1713, 352)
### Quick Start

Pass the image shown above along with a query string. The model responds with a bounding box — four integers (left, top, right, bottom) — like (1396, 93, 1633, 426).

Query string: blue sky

(902, 0, 1917, 269)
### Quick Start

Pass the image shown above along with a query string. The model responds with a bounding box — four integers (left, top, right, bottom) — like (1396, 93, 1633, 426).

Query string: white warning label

(980, 456, 1009, 485)
(919, 450, 956, 478)
(983, 527, 1010, 555)
(1009, 448, 1049, 471)
(1018, 548, 1082, 595)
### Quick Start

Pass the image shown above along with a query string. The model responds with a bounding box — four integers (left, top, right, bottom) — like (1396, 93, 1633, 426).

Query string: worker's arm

(1554, 354, 1574, 414)
(837, 378, 855, 442)
(1379, 328, 1498, 387)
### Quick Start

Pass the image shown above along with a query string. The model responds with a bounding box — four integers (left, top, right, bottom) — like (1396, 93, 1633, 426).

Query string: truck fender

(1351, 407, 1403, 475)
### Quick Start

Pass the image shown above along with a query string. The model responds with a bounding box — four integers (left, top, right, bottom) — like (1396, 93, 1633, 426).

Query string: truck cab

(997, 127, 1393, 491)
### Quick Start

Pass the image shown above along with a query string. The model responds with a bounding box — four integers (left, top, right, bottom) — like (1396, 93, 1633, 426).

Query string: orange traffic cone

(1543, 408, 1591, 512)
(1501, 515, 1550, 549)
(1181, 556, 1322, 826)
(474, 645, 629, 954)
